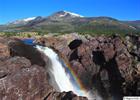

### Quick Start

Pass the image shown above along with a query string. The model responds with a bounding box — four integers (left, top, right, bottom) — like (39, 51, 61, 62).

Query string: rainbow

(36, 45, 92, 99)
(60, 55, 89, 97)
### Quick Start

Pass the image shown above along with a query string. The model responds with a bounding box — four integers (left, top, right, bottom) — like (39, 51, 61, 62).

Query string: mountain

(8, 17, 37, 26)
(0, 11, 140, 35)
(124, 20, 140, 29)
(48, 11, 84, 19)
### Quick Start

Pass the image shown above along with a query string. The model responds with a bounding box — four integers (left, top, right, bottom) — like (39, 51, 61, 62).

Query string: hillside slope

(0, 11, 140, 35)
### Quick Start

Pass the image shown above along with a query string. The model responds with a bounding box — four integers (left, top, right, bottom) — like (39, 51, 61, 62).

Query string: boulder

(45, 91, 87, 100)
(0, 56, 53, 100)
(8, 39, 46, 66)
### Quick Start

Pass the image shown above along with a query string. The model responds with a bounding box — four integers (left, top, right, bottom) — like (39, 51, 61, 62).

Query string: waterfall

(36, 45, 91, 99)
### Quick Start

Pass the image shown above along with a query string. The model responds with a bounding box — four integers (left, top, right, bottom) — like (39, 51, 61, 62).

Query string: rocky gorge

(0, 33, 140, 100)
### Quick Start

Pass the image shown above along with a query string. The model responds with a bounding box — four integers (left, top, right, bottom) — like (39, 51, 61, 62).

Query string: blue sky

(0, 0, 139, 24)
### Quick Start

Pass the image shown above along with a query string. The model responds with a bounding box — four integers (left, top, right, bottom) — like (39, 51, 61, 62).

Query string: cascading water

(36, 45, 91, 99)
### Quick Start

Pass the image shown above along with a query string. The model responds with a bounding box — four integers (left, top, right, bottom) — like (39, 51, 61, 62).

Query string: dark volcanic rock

(1, 34, 139, 100)
(68, 39, 82, 50)
(0, 37, 10, 59)
(0, 55, 87, 100)
(0, 56, 53, 100)
(45, 91, 87, 100)
(8, 38, 46, 66)
(0, 57, 31, 78)
(35, 33, 140, 100)
(0, 37, 88, 100)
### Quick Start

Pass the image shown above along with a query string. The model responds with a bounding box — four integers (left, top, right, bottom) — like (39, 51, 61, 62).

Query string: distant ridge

(8, 17, 37, 25)
(0, 11, 140, 35)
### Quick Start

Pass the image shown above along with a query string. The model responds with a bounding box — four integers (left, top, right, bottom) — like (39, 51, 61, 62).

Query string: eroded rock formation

(36, 33, 140, 100)
(0, 37, 87, 100)
(1, 33, 140, 100)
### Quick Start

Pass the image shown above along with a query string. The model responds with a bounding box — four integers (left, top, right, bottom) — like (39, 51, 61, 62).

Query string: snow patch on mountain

(58, 11, 84, 18)
(9, 17, 37, 25)
(64, 11, 84, 17)
(23, 17, 36, 22)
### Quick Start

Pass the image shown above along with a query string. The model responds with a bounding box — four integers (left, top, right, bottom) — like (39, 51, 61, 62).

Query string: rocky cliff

(0, 33, 140, 100)
(0, 37, 87, 100)
(35, 33, 140, 100)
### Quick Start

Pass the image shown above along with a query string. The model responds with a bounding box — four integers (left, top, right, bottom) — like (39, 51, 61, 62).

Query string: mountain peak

(51, 11, 84, 18)
(8, 17, 37, 25)
(22, 17, 37, 22)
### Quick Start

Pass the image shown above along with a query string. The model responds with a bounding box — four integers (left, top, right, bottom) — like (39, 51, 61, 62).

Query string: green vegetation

(0, 32, 44, 37)
(0, 32, 17, 37)
(0, 16, 140, 37)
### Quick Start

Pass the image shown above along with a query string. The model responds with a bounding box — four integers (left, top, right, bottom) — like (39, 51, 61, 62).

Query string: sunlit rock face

(0, 37, 88, 100)
(35, 33, 140, 99)
(0, 37, 10, 59)
(0, 56, 53, 99)
(0, 34, 140, 100)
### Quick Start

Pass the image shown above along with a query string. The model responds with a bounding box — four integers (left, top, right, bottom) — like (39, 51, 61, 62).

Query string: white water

(36, 45, 93, 99)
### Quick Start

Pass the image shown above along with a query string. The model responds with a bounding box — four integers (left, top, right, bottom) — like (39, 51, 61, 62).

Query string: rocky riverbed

(0, 33, 140, 100)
